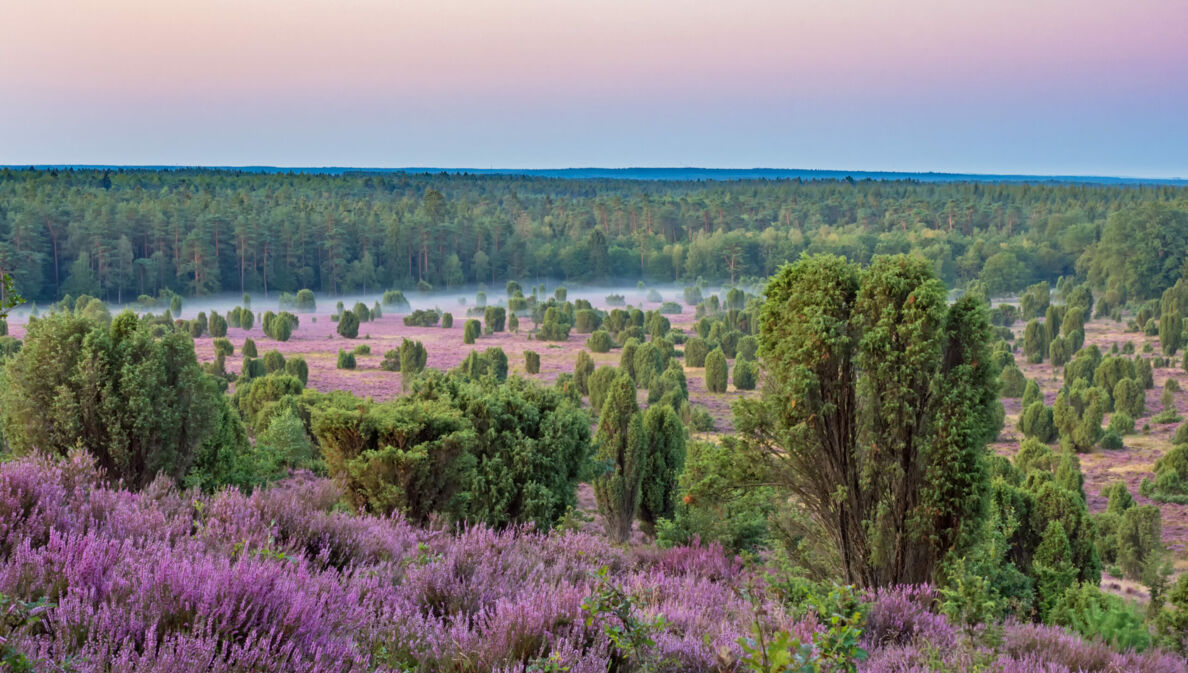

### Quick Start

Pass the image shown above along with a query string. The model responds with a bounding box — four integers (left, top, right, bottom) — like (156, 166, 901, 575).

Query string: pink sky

(2, 0, 1186, 175)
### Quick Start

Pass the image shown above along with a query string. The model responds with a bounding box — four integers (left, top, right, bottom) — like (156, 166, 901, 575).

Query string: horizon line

(4, 164, 1186, 185)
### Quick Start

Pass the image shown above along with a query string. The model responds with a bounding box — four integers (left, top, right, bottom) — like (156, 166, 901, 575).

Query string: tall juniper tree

(735, 254, 1001, 587)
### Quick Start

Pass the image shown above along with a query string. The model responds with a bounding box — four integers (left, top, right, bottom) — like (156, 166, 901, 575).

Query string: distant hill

(8, 165, 1187, 185)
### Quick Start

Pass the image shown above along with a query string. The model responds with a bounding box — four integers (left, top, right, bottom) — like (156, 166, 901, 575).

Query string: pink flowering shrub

(0, 453, 1183, 673)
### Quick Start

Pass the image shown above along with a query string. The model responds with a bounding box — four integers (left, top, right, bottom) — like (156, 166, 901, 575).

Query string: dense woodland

(2, 170, 1188, 671)
(1, 168, 1187, 304)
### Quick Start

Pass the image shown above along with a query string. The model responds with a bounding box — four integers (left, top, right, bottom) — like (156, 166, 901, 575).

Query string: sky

(1, 0, 1186, 177)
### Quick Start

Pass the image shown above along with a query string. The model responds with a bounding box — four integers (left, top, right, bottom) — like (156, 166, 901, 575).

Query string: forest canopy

(0, 167, 1185, 304)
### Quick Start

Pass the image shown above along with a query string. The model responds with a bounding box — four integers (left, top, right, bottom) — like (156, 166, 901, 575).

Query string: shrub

(1116, 505, 1163, 581)
(684, 337, 710, 367)
(632, 342, 664, 389)
(284, 356, 309, 385)
(399, 339, 428, 390)
(353, 302, 371, 323)
(508, 312, 519, 332)
(403, 309, 440, 327)
(1019, 402, 1057, 442)
(605, 294, 626, 306)
(638, 405, 687, 537)
(732, 359, 758, 390)
(242, 337, 258, 357)
(336, 350, 356, 370)
(537, 308, 571, 341)
(1099, 429, 1124, 450)
(337, 311, 359, 338)
(380, 349, 401, 371)
(441, 312, 453, 328)
(262, 349, 286, 374)
(1023, 320, 1047, 363)
(683, 286, 703, 305)
(690, 406, 715, 432)
(586, 330, 614, 353)
(737, 335, 758, 362)
(1000, 365, 1027, 397)
(575, 309, 601, 333)
(483, 306, 507, 332)
(1108, 412, 1135, 436)
(0, 311, 227, 488)
(658, 302, 682, 315)
(213, 337, 234, 357)
(352, 344, 371, 355)
(209, 311, 228, 337)
(463, 319, 481, 344)
(525, 350, 540, 374)
(382, 289, 410, 310)
(1113, 378, 1145, 418)
(704, 348, 728, 393)
(574, 351, 595, 395)
(295, 288, 317, 312)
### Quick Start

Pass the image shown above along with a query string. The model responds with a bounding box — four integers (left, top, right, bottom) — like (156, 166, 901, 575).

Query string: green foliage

(382, 290, 410, 309)
(336, 349, 356, 370)
(262, 349, 286, 374)
(213, 337, 233, 357)
(1161, 309, 1183, 355)
(1020, 282, 1050, 319)
(586, 329, 614, 353)
(657, 438, 774, 554)
(463, 318, 481, 344)
(399, 338, 428, 389)
(524, 350, 540, 374)
(208, 311, 228, 337)
(1062, 345, 1101, 387)
(1023, 319, 1047, 364)
(733, 359, 758, 391)
(637, 405, 686, 538)
(588, 366, 620, 414)
(1053, 380, 1107, 453)
(312, 395, 474, 522)
(1116, 504, 1163, 581)
(1112, 378, 1145, 418)
(632, 341, 664, 389)
(483, 306, 507, 332)
(295, 288, 316, 312)
(336, 310, 360, 338)
(1048, 583, 1151, 653)
(402, 309, 440, 327)
(737, 254, 1001, 587)
(999, 365, 1026, 397)
(537, 307, 572, 341)
(405, 372, 591, 529)
(0, 311, 223, 488)
(575, 308, 601, 333)
(737, 335, 759, 362)
(1107, 411, 1134, 436)
(738, 583, 868, 673)
(284, 356, 309, 385)
(1033, 521, 1078, 621)
(1018, 401, 1057, 442)
(684, 337, 710, 367)
(1021, 379, 1042, 408)
(573, 350, 595, 395)
(592, 374, 645, 543)
(441, 312, 453, 328)
(1048, 335, 1072, 367)
(704, 348, 728, 393)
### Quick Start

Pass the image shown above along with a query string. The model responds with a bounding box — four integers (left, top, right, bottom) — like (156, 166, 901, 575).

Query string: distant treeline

(0, 167, 1185, 305)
